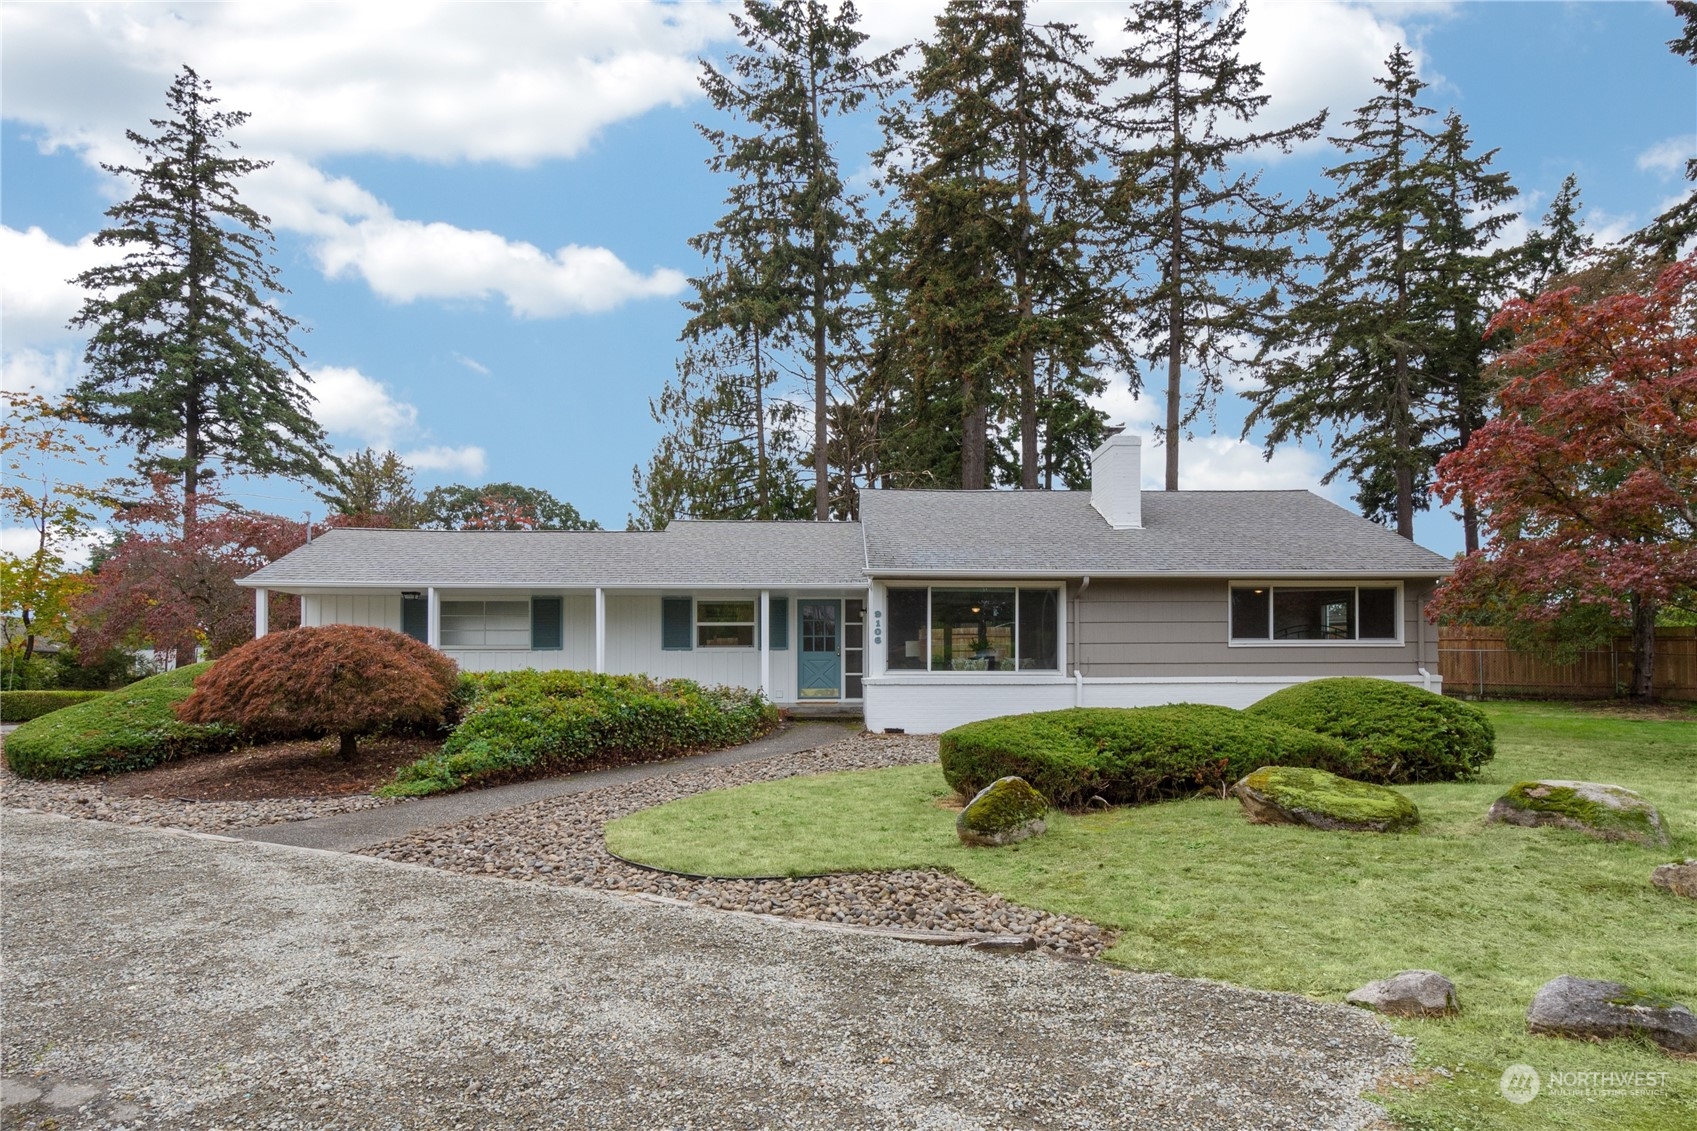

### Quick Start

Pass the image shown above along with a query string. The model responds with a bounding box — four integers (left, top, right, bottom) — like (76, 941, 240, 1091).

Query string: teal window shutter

(661, 597, 693, 650)
(531, 596, 563, 651)
(401, 594, 428, 643)
(769, 597, 789, 650)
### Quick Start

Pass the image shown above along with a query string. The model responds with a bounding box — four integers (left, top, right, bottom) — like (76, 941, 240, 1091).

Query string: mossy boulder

(1526, 976, 1697, 1053)
(1487, 781, 1669, 848)
(1651, 859, 1697, 899)
(1232, 766, 1420, 833)
(957, 776, 1048, 847)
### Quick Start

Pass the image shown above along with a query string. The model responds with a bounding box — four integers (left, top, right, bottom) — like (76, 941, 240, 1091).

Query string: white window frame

(696, 599, 758, 649)
(1226, 581, 1405, 647)
(439, 597, 534, 650)
(882, 584, 1066, 674)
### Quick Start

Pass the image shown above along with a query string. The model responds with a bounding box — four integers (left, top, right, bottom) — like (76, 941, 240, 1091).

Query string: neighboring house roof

(238, 521, 869, 589)
(857, 489, 1454, 577)
(243, 489, 1452, 590)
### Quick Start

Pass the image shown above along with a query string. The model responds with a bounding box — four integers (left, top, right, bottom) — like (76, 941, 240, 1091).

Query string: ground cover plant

(1245, 677, 1496, 782)
(938, 703, 1354, 807)
(608, 702, 1696, 1131)
(177, 625, 460, 760)
(0, 689, 107, 723)
(381, 668, 778, 798)
(2, 662, 236, 778)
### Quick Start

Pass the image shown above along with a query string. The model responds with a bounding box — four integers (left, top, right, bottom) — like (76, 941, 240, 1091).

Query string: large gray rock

(1526, 976, 1697, 1053)
(1487, 781, 1669, 847)
(1651, 859, 1697, 899)
(1232, 766, 1419, 833)
(1346, 970, 1459, 1018)
(956, 776, 1048, 847)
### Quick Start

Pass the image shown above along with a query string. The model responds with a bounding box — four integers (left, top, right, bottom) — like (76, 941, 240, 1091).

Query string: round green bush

(3, 662, 236, 779)
(1243, 677, 1495, 784)
(938, 705, 1356, 809)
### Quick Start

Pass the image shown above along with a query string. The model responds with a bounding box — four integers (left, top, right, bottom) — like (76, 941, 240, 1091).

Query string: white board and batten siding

(300, 593, 403, 632)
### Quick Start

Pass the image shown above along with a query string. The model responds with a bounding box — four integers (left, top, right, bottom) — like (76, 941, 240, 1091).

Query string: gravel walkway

(2, 811, 1410, 1130)
(363, 731, 1113, 957)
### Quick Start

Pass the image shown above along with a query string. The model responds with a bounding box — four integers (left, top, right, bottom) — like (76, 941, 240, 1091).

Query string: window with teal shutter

(531, 596, 563, 651)
(768, 596, 789, 650)
(661, 597, 693, 650)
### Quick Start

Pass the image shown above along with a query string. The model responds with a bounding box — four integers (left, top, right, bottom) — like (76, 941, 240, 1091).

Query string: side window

(531, 596, 563, 651)
(661, 597, 693, 651)
(401, 593, 428, 643)
(769, 597, 790, 650)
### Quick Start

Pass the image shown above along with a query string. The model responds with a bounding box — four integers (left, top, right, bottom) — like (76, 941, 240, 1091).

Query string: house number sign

(872, 609, 882, 646)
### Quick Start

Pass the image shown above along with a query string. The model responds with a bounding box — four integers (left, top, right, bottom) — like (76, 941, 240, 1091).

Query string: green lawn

(606, 702, 1697, 1131)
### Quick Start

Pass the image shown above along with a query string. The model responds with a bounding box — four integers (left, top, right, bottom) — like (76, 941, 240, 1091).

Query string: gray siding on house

(1068, 578, 1440, 678)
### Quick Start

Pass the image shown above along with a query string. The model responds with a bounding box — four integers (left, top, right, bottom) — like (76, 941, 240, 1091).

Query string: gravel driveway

(3, 811, 1408, 1130)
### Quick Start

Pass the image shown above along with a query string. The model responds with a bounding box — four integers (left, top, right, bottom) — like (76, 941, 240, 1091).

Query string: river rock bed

(364, 731, 1113, 958)
(0, 766, 401, 830)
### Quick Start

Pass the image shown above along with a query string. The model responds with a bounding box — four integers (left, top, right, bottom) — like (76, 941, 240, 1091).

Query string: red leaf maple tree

(1430, 255, 1697, 700)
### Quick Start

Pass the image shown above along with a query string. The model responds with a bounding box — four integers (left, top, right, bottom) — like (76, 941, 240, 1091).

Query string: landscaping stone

(1231, 766, 1419, 833)
(1487, 781, 1669, 847)
(956, 775, 1048, 847)
(1526, 976, 1697, 1053)
(1651, 859, 1697, 899)
(1345, 970, 1459, 1018)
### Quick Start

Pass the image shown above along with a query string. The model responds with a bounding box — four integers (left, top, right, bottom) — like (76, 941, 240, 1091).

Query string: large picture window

(440, 599, 531, 648)
(1229, 585, 1400, 643)
(884, 587, 1060, 672)
(697, 600, 756, 648)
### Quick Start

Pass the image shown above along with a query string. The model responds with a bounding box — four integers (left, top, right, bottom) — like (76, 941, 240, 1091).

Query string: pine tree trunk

(1629, 595, 1657, 703)
(809, 68, 830, 522)
(1165, 44, 1183, 493)
(1015, 18, 1038, 490)
(1390, 96, 1415, 542)
(962, 390, 987, 489)
(753, 329, 769, 519)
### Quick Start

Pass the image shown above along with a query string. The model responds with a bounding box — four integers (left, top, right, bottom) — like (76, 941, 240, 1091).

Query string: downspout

(1415, 584, 1432, 691)
(1074, 576, 1091, 707)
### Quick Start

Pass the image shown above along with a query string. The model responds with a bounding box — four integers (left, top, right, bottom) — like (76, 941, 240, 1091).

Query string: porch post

(759, 589, 771, 700)
(427, 586, 440, 648)
(254, 588, 268, 639)
(594, 587, 606, 674)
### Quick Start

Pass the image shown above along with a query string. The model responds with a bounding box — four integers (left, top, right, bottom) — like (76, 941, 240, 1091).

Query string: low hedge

(2, 662, 239, 779)
(1244, 677, 1495, 783)
(381, 669, 780, 797)
(1, 690, 108, 723)
(939, 705, 1355, 809)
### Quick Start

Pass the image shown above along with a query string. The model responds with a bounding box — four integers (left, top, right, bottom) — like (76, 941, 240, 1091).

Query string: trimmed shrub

(383, 668, 780, 797)
(939, 705, 1356, 809)
(1244, 677, 1495, 783)
(1, 690, 108, 723)
(3, 663, 236, 779)
(177, 625, 460, 760)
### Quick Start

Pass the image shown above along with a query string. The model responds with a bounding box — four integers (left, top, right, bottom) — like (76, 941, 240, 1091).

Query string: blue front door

(798, 599, 841, 699)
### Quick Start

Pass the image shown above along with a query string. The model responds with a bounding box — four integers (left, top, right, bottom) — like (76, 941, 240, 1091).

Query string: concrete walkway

(2, 811, 1407, 1130)
(236, 720, 857, 853)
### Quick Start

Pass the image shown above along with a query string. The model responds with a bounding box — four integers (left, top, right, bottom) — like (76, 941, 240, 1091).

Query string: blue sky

(2, 1, 1692, 559)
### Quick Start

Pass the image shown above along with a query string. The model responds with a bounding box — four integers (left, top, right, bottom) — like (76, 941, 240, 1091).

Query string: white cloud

(1141, 434, 1331, 493)
(454, 353, 491, 377)
(1638, 134, 1696, 177)
(0, 225, 118, 348)
(0, 525, 107, 571)
(0, 2, 728, 166)
(0, 348, 82, 396)
(402, 444, 488, 478)
(306, 365, 419, 447)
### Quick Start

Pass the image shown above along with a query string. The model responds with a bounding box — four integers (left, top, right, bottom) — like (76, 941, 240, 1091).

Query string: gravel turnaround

(3, 811, 1410, 1131)
(363, 732, 1114, 958)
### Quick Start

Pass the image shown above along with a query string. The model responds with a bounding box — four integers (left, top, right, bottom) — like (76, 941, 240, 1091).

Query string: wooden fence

(1438, 627, 1697, 702)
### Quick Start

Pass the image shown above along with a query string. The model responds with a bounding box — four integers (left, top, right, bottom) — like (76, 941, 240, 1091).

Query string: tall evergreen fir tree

(1100, 0, 1324, 492)
(872, 0, 1110, 490)
(1247, 46, 1440, 540)
(694, 0, 897, 520)
(1635, 0, 1696, 258)
(68, 66, 328, 665)
(1417, 111, 1518, 552)
(1517, 174, 1593, 296)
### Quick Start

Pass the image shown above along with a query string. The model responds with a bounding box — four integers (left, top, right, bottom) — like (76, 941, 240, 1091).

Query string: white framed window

(697, 600, 756, 648)
(883, 586, 1062, 672)
(1228, 583, 1401, 644)
(440, 599, 531, 648)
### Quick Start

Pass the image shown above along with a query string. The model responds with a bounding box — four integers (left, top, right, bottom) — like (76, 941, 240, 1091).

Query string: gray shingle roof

(240, 521, 868, 589)
(244, 489, 1452, 589)
(857, 489, 1453, 576)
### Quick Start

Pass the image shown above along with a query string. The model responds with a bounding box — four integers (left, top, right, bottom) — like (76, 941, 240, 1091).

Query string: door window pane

(886, 588, 927, 670)
(931, 589, 1014, 671)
